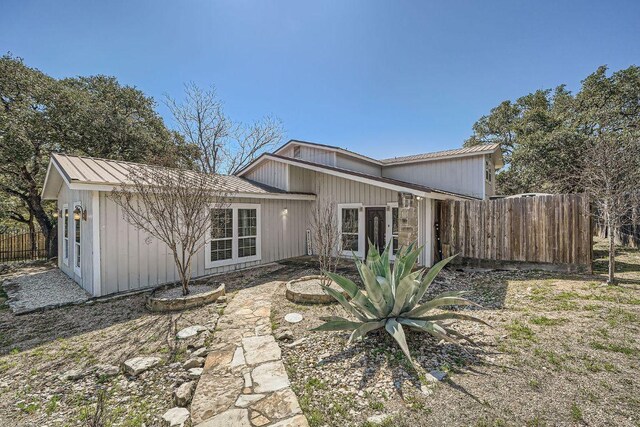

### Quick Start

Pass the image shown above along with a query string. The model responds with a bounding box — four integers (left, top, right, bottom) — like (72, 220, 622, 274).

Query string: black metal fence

(0, 228, 48, 263)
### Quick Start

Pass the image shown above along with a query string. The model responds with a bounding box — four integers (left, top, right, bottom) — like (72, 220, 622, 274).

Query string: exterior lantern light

(53, 210, 59, 219)
(73, 206, 87, 221)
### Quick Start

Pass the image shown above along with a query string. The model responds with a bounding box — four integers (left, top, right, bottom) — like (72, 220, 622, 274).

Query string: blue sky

(2, 0, 639, 158)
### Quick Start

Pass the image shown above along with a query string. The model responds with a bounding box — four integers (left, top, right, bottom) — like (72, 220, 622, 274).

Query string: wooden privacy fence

(436, 194, 592, 273)
(0, 228, 48, 263)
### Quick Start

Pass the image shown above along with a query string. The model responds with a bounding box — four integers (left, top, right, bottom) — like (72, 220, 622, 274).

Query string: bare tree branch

(310, 200, 341, 286)
(109, 164, 230, 295)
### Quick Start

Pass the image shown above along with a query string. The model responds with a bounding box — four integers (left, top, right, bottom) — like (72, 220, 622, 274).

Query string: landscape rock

(182, 357, 205, 370)
(191, 347, 208, 358)
(275, 329, 294, 341)
(173, 381, 196, 406)
(194, 408, 251, 426)
(162, 407, 190, 426)
(242, 335, 281, 365)
(188, 367, 203, 378)
(428, 370, 448, 381)
(235, 393, 265, 407)
(94, 364, 120, 378)
(251, 361, 290, 393)
(123, 356, 161, 376)
(176, 325, 208, 339)
(366, 413, 394, 425)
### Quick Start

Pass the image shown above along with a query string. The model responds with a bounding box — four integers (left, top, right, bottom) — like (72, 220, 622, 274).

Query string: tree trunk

(28, 218, 36, 259)
(607, 218, 616, 285)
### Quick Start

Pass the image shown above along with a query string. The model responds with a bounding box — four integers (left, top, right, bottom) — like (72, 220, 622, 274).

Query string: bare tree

(165, 83, 284, 175)
(109, 165, 228, 295)
(310, 201, 341, 286)
(579, 134, 640, 284)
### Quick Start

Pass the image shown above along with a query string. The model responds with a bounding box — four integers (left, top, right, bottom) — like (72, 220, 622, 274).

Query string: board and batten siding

(98, 194, 311, 294)
(335, 153, 382, 176)
(57, 186, 95, 294)
(281, 144, 337, 166)
(287, 169, 434, 266)
(243, 159, 289, 191)
(382, 156, 485, 199)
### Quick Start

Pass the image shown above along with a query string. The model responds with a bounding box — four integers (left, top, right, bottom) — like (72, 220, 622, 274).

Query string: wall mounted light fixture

(73, 206, 87, 221)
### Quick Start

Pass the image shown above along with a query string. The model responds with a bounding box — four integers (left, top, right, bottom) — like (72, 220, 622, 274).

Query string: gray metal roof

(50, 153, 305, 195)
(380, 143, 502, 164)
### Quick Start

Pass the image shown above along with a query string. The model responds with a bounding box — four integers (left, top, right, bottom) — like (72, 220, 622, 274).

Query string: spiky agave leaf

(312, 241, 489, 372)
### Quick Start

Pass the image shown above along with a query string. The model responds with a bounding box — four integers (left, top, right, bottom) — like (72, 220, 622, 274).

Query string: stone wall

(398, 192, 418, 249)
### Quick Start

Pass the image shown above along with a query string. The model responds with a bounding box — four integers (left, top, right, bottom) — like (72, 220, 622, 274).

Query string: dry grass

(275, 238, 640, 427)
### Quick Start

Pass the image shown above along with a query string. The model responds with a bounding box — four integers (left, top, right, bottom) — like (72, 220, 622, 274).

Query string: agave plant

(312, 242, 488, 369)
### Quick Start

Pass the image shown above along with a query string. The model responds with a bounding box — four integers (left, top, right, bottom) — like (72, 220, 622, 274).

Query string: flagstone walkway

(191, 281, 308, 427)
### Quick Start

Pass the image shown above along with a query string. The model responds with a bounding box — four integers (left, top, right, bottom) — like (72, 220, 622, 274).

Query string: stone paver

(191, 281, 308, 427)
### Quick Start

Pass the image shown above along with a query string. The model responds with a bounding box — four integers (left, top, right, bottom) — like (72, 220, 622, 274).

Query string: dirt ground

(0, 259, 319, 426)
(272, 239, 640, 427)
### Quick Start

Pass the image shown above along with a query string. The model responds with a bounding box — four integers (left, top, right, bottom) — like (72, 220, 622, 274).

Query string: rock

(428, 370, 448, 381)
(251, 361, 290, 393)
(194, 408, 251, 427)
(284, 338, 307, 348)
(191, 330, 212, 348)
(230, 346, 246, 369)
(275, 329, 294, 341)
(235, 393, 265, 408)
(188, 367, 203, 378)
(242, 335, 281, 365)
(284, 313, 303, 323)
(123, 356, 161, 376)
(173, 381, 196, 406)
(366, 414, 393, 425)
(162, 407, 190, 427)
(216, 295, 227, 303)
(176, 325, 208, 339)
(94, 364, 120, 378)
(182, 357, 205, 370)
(269, 415, 309, 427)
(250, 388, 302, 419)
(243, 372, 253, 388)
(61, 368, 86, 381)
(191, 347, 208, 358)
(251, 414, 270, 426)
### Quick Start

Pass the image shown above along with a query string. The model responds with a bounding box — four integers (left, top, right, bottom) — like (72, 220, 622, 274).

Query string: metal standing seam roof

(50, 153, 308, 195)
(266, 153, 478, 200)
(379, 143, 501, 164)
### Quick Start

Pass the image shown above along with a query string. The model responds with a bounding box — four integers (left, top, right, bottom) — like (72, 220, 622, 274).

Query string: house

(41, 140, 503, 297)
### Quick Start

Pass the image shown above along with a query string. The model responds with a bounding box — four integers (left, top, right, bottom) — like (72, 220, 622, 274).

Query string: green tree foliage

(0, 54, 195, 256)
(465, 65, 639, 196)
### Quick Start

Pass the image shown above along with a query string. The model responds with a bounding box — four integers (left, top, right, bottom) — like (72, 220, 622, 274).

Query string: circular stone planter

(146, 283, 225, 312)
(285, 275, 347, 304)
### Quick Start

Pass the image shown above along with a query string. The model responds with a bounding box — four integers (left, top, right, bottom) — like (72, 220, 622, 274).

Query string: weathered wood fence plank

(436, 194, 592, 273)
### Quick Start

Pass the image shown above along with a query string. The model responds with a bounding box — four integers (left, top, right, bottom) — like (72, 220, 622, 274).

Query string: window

(211, 208, 233, 261)
(206, 204, 261, 268)
(73, 202, 81, 276)
(62, 204, 69, 266)
(293, 145, 301, 158)
(337, 203, 363, 257)
(238, 209, 257, 258)
(485, 158, 492, 182)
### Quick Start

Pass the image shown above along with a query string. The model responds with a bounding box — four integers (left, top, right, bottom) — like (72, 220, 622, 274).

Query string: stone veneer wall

(397, 192, 418, 249)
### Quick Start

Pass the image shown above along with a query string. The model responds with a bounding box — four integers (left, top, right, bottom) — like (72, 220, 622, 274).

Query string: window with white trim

(73, 202, 81, 276)
(341, 208, 359, 252)
(485, 158, 492, 182)
(62, 204, 69, 266)
(206, 204, 261, 268)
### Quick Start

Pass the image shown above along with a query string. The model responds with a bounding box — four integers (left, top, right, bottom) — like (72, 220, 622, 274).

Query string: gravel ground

(273, 241, 640, 427)
(1, 265, 89, 314)
(288, 277, 342, 295)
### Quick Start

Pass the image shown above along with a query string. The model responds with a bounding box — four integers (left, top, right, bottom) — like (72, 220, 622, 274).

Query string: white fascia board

(65, 182, 315, 201)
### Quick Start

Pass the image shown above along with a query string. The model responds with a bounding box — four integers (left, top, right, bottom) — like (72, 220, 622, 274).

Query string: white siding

(382, 156, 485, 199)
(57, 186, 95, 294)
(244, 160, 289, 191)
(98, 194, 311, 294)
(484, 155, 496, 197)
(335, 153, 382, 176)
(288, 166, 316, 193)
(281, 144, 337, 166)
(305, 170, 433, 266)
